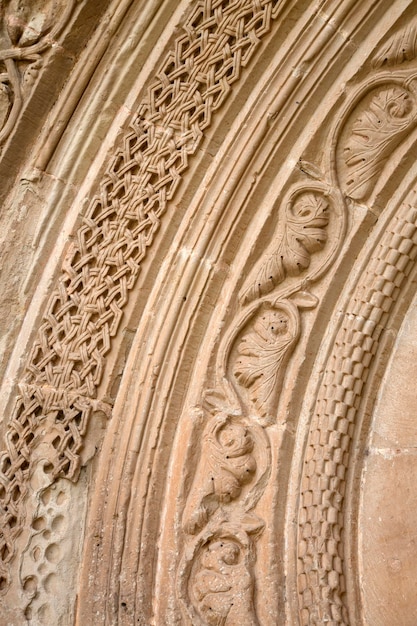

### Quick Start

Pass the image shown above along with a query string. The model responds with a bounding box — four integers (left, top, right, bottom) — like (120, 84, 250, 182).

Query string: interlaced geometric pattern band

(0, 0, 281, 592)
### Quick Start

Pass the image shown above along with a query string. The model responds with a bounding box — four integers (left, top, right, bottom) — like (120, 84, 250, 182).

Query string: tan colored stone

(1, 1, 417, 625)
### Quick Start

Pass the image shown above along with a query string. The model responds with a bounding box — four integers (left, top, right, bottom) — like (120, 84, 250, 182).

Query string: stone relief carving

(335, 70, 417, 205)
(0, 0, 78, 145)
(178, 522, 262, 626)
(232, 296, 317, 426)
(339, 81, 417, 201)
(297, 201, 417, 626)
(179, 177, 344, 623)
(2, 2, 417, 623)
(373, 17, 417, 68)
(180, 21, 417, 624)
(182, 413, 258, 536)
(297, 37, 417, 626)
(240, 189, 330, 305)
(0, 0, 288, 604)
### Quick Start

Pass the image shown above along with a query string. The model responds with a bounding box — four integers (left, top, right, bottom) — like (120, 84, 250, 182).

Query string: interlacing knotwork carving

(0, 0, 284, 592)
(297, 204, 417, 626)
(0, 0, 78, 144)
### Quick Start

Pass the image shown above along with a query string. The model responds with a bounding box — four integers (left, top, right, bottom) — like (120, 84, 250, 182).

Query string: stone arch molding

(1, 0, 417, 624)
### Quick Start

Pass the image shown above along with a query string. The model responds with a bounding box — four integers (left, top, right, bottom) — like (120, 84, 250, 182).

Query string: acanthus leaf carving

(232, 302, 299, 424)
(179, 165, 341, 622)
(339, 82, 417, 201)
(373, 18, 417, 68)
(240, 189, 330, 305)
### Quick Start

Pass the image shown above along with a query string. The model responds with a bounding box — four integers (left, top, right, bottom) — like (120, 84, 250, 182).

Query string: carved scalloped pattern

(297, 204, 417, 626)
(0, 0, 283, 592)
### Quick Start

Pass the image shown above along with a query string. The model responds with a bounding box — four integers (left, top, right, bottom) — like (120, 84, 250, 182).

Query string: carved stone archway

(1, 1, 417, 625)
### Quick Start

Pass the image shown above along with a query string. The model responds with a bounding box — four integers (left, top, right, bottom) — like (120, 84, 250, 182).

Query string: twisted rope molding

(297, 202, 417, 625)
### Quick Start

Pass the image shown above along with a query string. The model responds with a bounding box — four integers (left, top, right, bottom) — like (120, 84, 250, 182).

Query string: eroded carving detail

(339, 83, 417, 200)
(179, 523, 262, 626)
(373, 18, 417, 68)
(182, 413, 257, 536)
(297, 204, 417, 626)
(0, 0, 284, 589)
(232, 299, 303, 426)
(180, 390, 270, 623)
(180, 173, 341, 622)
(0, 0, 77, 144)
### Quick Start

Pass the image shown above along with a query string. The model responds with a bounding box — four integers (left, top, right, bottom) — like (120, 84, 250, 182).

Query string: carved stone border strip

(0, 0, 284, 594)
(178, 172, 345, 624)
(297, 201, 417, 625)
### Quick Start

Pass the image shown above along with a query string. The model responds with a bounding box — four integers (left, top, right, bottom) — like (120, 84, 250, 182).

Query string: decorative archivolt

(177, 18, 417, 626)
(2, 1, 417, 624)
(297, 29, 417, 626)
(177, 174, 345, 622)
(0, 0, 288, 608)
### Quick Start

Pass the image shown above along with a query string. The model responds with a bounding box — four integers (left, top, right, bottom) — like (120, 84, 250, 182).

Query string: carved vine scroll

(179, 177, 343, 623)
(240, 188, 330, 305)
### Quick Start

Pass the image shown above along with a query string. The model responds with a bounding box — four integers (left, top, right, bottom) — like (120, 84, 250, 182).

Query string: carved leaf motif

(341, 86, 416, 200)
(233, 304, 299, 421)
(192, 537, 258, 626)
(182, 415, 257, 535)
(240, 192, 329, 304)
(4, 0, 61, 46)
(373, 21, 417, 68)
